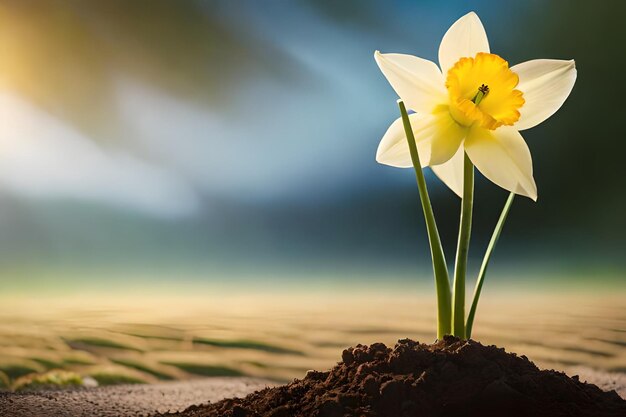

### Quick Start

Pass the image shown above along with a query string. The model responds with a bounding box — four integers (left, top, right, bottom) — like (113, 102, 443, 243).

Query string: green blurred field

(0, 288, 624, 390)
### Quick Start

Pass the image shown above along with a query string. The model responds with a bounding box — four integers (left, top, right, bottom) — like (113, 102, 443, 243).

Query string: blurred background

(0, 0, 624, 390)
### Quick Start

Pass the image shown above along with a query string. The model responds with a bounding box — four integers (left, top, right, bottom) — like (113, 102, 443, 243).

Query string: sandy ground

(0, 293, 623, 415)
(0, 377, 275, 417)
(1, 293, 624, 384)
(0, 369, 623, 417)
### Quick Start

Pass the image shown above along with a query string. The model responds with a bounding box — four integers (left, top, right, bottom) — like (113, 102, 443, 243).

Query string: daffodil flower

(374, 11, 577, 339)
(375, 12, 577, 201)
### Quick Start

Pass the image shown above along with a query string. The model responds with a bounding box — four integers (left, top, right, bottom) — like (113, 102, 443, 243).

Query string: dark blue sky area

(0, 1, 622, 285)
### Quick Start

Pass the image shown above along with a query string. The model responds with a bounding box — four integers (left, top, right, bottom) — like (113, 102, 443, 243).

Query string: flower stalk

(451, 153, 474, 338)
(398, 100, 452, 339)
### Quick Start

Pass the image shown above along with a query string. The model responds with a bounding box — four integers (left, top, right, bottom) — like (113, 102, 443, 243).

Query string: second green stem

(398, 100, 452, 339)
(452, 152, 474, 338)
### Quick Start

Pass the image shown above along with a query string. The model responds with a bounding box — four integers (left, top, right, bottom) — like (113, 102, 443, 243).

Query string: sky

(0, 0, 623, 291)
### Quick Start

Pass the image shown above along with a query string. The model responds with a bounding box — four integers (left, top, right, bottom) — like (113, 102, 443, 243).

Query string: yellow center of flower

(445, 52, 524, 130)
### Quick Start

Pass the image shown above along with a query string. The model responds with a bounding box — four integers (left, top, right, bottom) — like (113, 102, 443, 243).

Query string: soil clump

(162, 336, 626, 417)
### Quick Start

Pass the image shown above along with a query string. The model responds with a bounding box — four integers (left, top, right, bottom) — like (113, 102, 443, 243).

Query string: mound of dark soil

(163, 336, 626, 417)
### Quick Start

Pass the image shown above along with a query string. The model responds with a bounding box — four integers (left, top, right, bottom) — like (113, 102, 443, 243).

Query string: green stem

(452, 152, 474, 339)
(398, 100, 451, 339)
(466, 192, 515, 339)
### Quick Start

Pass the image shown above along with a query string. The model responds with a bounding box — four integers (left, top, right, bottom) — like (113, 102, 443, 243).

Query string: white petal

(374, 51, 447, 113)
(376, 111, 465, 168)
(438, 12, 490, 74)
(376, 114, 420, 168)
(465, 126, 537, 200)
(431, 146, 464, 198)
(511, 59, 577, 130)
